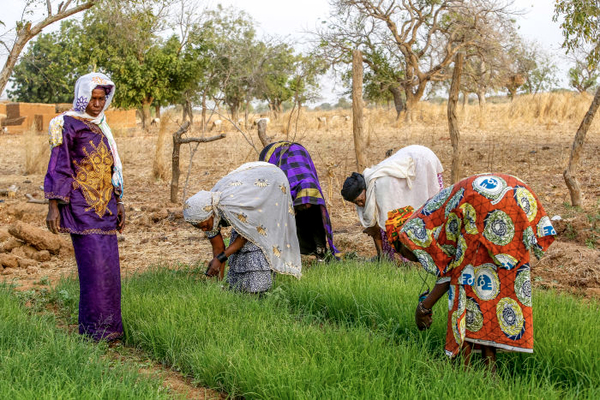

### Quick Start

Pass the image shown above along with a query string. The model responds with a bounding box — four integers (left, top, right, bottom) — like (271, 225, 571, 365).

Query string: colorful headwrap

(48, 72, 124, 198)
(385, 206, 415, 252)
(341, 172, 366, 202)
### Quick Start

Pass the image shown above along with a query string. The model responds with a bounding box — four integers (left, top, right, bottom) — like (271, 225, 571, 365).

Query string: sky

(0, 0, 571, 102)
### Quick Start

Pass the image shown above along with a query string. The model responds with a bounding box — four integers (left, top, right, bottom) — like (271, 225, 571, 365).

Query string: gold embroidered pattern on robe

(72, 140, 114, 217)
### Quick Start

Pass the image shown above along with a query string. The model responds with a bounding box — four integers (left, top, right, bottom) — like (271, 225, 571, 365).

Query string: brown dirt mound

(552, 214, 600, 248)
(533, 241, 600, 295)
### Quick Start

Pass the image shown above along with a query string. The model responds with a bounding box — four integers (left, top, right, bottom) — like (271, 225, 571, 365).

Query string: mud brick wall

(2, 102, 137, 134)
(105, 109, 137, 130)
(5, 103, 56, 134)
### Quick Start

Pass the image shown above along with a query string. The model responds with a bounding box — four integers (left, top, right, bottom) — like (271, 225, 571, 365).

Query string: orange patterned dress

(390, 174, 556, 356)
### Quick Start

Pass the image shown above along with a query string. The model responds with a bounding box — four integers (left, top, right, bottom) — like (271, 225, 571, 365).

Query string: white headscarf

(358, 145, 444, 228)
(48, 72, 124, 198)
(184, 162, 302, 278)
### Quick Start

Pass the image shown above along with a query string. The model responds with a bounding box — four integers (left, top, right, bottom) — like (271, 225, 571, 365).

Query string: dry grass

(151, 110, 176, 181)
(22, 126, 49, 176)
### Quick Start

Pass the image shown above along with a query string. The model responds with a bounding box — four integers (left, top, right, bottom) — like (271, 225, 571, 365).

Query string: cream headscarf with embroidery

(48, 72, 124, 198)
(184, 162, 302, 278)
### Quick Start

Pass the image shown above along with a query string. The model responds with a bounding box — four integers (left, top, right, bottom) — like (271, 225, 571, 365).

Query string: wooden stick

(26, 193, 48, 204)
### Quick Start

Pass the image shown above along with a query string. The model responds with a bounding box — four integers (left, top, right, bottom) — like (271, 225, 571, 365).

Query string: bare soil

(1, 108, 600, 300)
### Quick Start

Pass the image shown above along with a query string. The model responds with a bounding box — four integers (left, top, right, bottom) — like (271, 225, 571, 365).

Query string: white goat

(209, 119, 223, 132)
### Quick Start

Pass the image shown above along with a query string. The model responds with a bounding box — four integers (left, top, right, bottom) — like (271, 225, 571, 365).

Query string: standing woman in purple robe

(44, 72, 125, 342)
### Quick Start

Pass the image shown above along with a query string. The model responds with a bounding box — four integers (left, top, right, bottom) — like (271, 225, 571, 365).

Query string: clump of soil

(552, 214, 600, 248)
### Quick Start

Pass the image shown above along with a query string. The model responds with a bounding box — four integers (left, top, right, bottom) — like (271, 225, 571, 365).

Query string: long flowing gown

(45, 115, 123, 341)
(260, 141, 339, 258)
(393, 174, 556, 356)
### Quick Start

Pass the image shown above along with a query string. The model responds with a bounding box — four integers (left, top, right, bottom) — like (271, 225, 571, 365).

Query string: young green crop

(51, 262, 600, 399)
(0, 284, 170, 399)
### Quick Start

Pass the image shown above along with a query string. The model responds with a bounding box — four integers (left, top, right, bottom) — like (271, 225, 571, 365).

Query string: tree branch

(178, 133, 226, 143)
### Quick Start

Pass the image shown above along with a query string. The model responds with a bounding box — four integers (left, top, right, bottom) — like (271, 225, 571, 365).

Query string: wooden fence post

(352, 49, 368, 172)
(448, 51, 464, 184)
(170, 122, 226, 203)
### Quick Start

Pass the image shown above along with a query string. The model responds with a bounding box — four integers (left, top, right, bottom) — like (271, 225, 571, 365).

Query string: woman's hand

(117, 202, 126, 233)
(415, 303, 433, 331)
(362, 225, 380, 237)
(46, 200, 61, 234)
(414, 280, 450, 331)
(205, 258, 222, 277)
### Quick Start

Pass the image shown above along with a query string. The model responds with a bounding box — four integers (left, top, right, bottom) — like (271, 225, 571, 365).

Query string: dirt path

(106, 344, 226, 400)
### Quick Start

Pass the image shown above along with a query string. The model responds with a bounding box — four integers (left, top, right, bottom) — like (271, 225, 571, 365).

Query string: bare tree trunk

(477, 90, 487, 128)
(448, 51, 464, 184)
(461, 91, 468, 107)
(404, 90, 418, 122)
(352, 50, 368, 172)
(154, 104, 161, 119)
(389, 86, 405, 120)
(182, 98, 193, 124)
(170, 123, 188, 203)
(476, 90, 486, 107)
(0, 1, 96, 95)
(201, 94, 207, 130)
(170, 122, 226, 203)
(257, 119, 269, 148)
(564, 85, 600, 206)
(140, 101, 152, 130)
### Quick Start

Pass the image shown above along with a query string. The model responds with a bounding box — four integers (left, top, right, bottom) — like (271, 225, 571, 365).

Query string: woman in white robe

(341, 145, 444, 260)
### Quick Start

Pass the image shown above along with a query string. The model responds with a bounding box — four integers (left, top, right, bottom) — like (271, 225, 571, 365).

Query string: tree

(284, 52, 328, 136)
(0, 0, 97, 96)
(521, 47, 560, 95)
(321, 0, 518, 120)
(164, 0, 214, 126)
(8, 21, 87, 102)
(566, 46, 599, 93)
(78, 0, 177, 128)
(352, 49, 368, 172)
(459, 17, 521, 108)
(256, 42, 296, 118)
(554, 0, 600, 206)
(503, 37, 536, 100)
(287, 52, 327, 110)
(203, 5, 262, 122)
(314, 11, 408, 119)
(448, 51, 464, 183)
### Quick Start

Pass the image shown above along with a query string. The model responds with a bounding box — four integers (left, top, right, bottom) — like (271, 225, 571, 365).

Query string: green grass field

(43, 261, 600, 399)
(0, 284, 170, 399)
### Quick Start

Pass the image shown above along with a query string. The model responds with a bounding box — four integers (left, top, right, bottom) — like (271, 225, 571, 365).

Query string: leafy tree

(459, 17, 521, 107)
(203, 5, 261, 122)
(566, 46, 599, 93)
(287, 52, 328, 111)
(8, 21, 88, 103)
(521, 47, 560, 95)
(502, 38, 538, 99)
(335, 97, 351, 109)
(256, 42, 296, 118)
(6, 0, 183, 125)
(0, 0, 97, 96)
(162, 0, 214, 125)
(78, 0, 177, 128)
